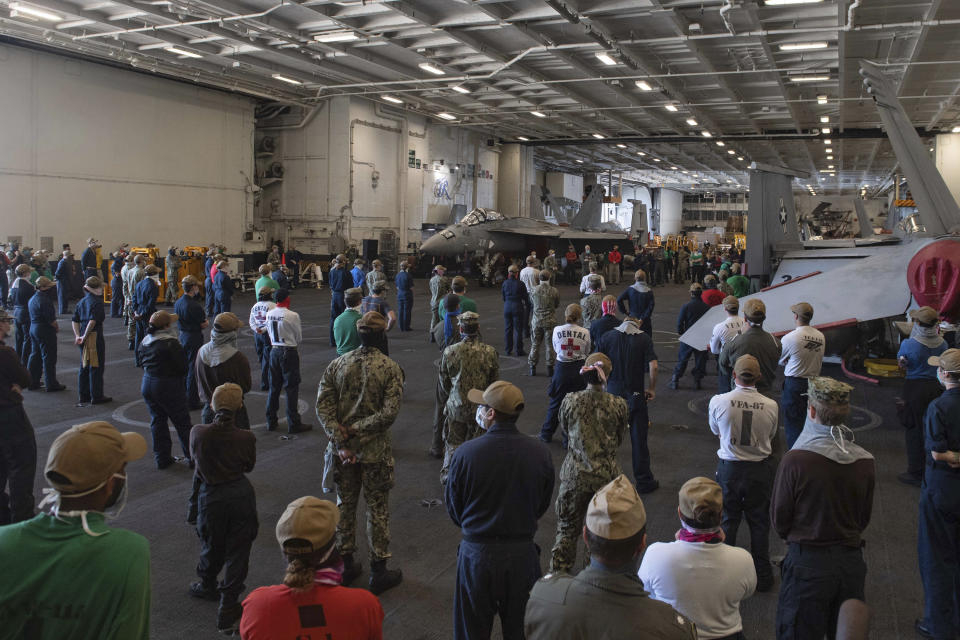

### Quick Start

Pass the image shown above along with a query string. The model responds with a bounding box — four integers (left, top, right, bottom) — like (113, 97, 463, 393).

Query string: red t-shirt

(608, 251, 622, 264)
(240, 583, 383, 639)
(701, 289, 726, 307)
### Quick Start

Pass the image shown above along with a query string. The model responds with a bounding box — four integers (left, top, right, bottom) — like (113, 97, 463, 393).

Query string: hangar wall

(255, 97, 507, 256)
(0, 44, 256, 254)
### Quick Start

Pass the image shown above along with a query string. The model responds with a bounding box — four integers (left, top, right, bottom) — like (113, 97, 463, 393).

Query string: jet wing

(679, 239, 933, 350)
(490, 228, 630, 241)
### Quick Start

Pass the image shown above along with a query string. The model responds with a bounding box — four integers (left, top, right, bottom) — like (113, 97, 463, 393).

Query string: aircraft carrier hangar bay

(3, 0, 960, 638)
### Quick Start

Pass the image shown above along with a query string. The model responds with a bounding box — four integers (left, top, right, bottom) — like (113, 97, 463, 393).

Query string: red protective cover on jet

(907, 239, 960, 322)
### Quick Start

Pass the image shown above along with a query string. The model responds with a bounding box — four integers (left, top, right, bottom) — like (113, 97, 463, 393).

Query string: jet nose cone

(420, 232, 451, 256)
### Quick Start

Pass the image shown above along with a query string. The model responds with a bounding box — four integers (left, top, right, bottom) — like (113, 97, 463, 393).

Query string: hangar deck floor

(19, 279, 924, 639)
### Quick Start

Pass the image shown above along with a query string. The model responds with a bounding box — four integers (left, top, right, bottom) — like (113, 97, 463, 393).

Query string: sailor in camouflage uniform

(550, 353, 629, 573)
(528, 270, 560, 377)
(316, 311, 405, 596)
(580, 275, 604, 326)
(438, 311, 499, 486)
(428, 265, 450, 342)
(122, 254, 145, 349)
(366, 259, 388, 297)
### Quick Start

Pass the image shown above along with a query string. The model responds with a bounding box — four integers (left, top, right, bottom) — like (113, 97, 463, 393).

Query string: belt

(718, 457, 770, 465)
(927, 460, 960, 472)
(272, 344, 296, 349)
(462, 533, 534, 544)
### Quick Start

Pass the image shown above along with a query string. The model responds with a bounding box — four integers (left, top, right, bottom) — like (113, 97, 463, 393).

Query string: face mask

(829, 425, 855, 454)
(39, 472, 128, 537)
(938, 369, 948, 388)
(475, 406, 490, 430)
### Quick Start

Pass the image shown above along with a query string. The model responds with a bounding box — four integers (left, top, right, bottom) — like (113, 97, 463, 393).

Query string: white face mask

(39, 472, 128, 537)
(475, 406, 491, 430)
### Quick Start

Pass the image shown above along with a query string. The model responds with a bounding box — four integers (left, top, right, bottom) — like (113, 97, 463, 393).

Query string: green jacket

(332, 308, 362, 355)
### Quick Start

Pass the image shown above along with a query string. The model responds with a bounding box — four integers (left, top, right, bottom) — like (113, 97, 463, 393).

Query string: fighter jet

(419, 187, 636, 257)
(679, 60, 960, 358)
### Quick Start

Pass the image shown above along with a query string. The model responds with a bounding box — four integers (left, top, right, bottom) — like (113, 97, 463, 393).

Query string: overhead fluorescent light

(765, 0, 824, 5)
(686, 118, 698, 126)
(727, 150, 735, 155)
(670, 166, 678, 170)
(451, 85, 470, 94)
(272, 74, 302, 85)
(166, 47, 203, 59)
(418, 62, 445, 75)
(530, 110, 546, 118)
(637, 151, 646, 156)
(11, 3, 61, 21)
(635, 80, 653, 91)
(616, 144, 627, 149)
(952, 126, 960, 133)
(664, 104, 678, 112)
(436, 112, 456, 120)
(381, 94, 403, 104)
(188, 36, 224, 44)
(681, 170, 688, 174)
(823, 139, 831, 144)
(595, 52, 617, 66)
(716, 141, 725, 147)
(109, 10, 146, 20)
(592, 133, 605, 139)
(576, 159, 584, 163)
(653, 158, 661, 162)
(701, 131, 712, 137)
(779, 41, 829, 51)
(517, 136, 529, 141)
(828, 165, 834, 169)
(57, 18, 93, 29)
(790, 75, 831, 83)
(825, 148, 833, 153)
(820, 116, 830, 123)
(314, 31, 359, 43)
(737, 156, 744, 161)
(821, 127, 830, 134)
(826, 155, 833, 160)
(817, 94, 828, 104)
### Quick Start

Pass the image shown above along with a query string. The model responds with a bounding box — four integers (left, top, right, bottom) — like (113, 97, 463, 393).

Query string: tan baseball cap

(213, 312, 243, 332)
(722, 295, 739, 311)
(35, 276, 55, 290)
(181, 275, 200, 288)
(733, 354, 761, 383)
(435, 264, 447, 272)
(584, 352, 612, 377)
(743, 298, 766, 321)
(467, 380, 525, 415)
(452, 276, 468, 288)
(212, 382, 244, 411)
(149, 312, 177, 330)
(910, 306, 939, 325)
(585, 474, 647, 539)
(144, 264, 160, 276)
(15, 264, 31, 277)
(508, 264, 519, 273)
(929, 349, 960, 373)
(276, 496, 340, 554)
(45, 421, 147, 494)
(791, 302, 814, 321)
(84, 276, 103, 292)
(678, 477, 723, 522)
(357, 311, 387, 333)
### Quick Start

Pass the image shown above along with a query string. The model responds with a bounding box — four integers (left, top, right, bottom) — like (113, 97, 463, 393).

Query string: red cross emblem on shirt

(563, 338, 581, 358)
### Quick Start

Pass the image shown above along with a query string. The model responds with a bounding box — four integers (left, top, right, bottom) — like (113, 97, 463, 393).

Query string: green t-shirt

(333, 308, 362, 355)
(255, 275, 280, 299)
(727, 274, 750, 297)
(440, 295, 477, 319)
(0, 513, 150, 639)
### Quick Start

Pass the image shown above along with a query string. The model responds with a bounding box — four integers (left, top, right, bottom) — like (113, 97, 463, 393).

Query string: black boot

(189, 580, 219, 601)
(288, 422, 313, 435)
(216, 602, 243, 634)
(369, 559, 403, 595)
(342, 554, 363, 586)
(668, 376, 679, 390)
(528, 365, 536, 376)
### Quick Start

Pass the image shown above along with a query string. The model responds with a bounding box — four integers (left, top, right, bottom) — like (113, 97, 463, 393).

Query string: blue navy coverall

(213, 269, 234, 315)
(28, 288, 61, 390)
(175, 292, 206, 408)
(10, 280, 34, 367)
(204, 256, 215, 317)
(54, 258, 73, 315)
(80, 247, 97, 279)
(110, 257, 124, 318)
(616, 285, 655, 335)
(445, 421, 555, 640)
(138, 332, 193, 467)
(501, 276, 528, 356)
(133, 277, 159, 366)
(395, 270, 413, 331)
(327, 266, 348, 346)
(673, 295, 711, 384)
(72, 290, 107, 403)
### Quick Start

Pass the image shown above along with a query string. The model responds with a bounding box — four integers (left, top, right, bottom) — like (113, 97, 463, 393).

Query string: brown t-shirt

(0, 341, 31, 408)
(195, 351, 252, 405)
(771, 449, 875, 547)
(189, 420, 256, 486)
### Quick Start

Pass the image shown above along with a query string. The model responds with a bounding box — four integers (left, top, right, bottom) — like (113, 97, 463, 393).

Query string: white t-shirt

(519, 266, 540, 294)
(578, 274, 606, 294)
(639, 540, 756, 639)
(552, 323, 590, 362)
(710, 316, 746, 354)
(779, 325, 826, 378)
(249, 300, 276, 333)
(708, 385, 779, 461)
(265, 306, 302, 348)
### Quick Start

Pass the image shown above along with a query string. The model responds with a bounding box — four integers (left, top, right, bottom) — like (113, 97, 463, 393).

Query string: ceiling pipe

(71, 1, 285, 41)
(844, 0, 861, 32)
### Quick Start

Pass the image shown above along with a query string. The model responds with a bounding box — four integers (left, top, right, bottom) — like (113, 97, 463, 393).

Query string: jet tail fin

(570, 187, 604, 229)
(854, 199, 874, 238)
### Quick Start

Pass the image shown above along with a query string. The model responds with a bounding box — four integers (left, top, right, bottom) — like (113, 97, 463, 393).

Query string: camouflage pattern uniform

(580, 292, 603, 326)
(429, 273, 450, 335)
(529, 282, 560, 369)
(316, 346, 405, 562)
(550, 388, 629, 573)
(366, 269, 387, 296)
(122, 261, 145, 342)
(481, 252, 504, 285)
(164, 253, 182, 305)
(675, 248, 690, 284)
(438, 334, 499, 485)
(542, 254, 558, 286)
